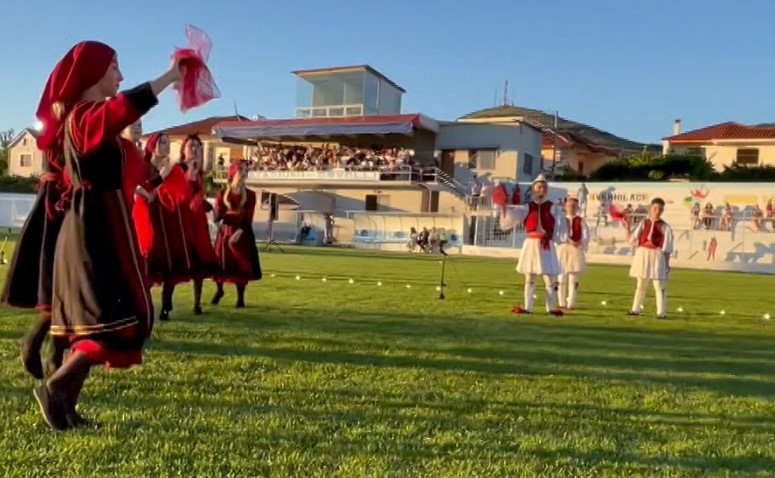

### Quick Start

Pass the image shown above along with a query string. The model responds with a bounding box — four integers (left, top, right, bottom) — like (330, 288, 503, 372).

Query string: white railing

(0, 193, 37, 229)
(295, 104, 364, 118)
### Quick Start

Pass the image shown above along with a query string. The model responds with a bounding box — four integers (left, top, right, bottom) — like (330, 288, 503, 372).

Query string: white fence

(0, 193, 37, 229)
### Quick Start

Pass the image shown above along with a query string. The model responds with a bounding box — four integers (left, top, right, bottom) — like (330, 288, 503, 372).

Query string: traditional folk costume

(134, 133, 190, 286)
(180, 136, 219, 314)
(555, 195, 589, 310)
(21, 41, 163, 431)
(211, 162, 262, 307)
(155, 146, 197, 320)
(628, 216, 674, 318)
(1, 149, 67, 379)
(496, 174, 564, 316)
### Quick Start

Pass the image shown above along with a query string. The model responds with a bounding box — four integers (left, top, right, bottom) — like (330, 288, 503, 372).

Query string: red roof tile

(150, 115, 249, 137)
(663, 121, 775, 141)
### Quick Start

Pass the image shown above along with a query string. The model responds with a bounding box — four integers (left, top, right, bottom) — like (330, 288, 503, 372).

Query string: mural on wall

(490, 182, 775, 273)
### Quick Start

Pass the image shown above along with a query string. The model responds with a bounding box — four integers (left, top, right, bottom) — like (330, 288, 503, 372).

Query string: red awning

(213, 114, 439, 140)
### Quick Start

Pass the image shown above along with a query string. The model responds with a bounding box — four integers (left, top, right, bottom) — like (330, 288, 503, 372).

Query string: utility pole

(551, 110, 558, 178)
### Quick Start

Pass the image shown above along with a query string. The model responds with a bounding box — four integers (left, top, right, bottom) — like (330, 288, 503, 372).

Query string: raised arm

(70, 63, 180, 155)
(499, 205, 527, 230)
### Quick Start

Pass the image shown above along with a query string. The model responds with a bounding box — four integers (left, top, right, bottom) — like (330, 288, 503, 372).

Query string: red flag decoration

(172, 25, 221, 112)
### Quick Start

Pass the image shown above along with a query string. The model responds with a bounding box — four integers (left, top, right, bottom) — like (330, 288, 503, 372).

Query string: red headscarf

(36, 41, 116, 151)
(227, 161, 241, 182)
(143, 133, 162, 161)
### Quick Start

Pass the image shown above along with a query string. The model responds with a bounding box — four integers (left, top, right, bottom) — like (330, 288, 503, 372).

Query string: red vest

(638, 219, 666, 248)
(524, 201, 555, 235)
(568, 216, 583, 242)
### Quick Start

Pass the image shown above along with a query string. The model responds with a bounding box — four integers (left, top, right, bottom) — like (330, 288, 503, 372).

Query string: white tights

(631, 278, 667, 316)
(524, 274, 556, 312)
(558, 272, 580, 309)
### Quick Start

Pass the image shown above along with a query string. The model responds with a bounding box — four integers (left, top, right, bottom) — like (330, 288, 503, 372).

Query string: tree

(0, 129, 14, 176)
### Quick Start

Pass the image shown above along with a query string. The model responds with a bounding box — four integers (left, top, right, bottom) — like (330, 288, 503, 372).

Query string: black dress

(50, 83, 158, 367)
(1, 161, 64, 311)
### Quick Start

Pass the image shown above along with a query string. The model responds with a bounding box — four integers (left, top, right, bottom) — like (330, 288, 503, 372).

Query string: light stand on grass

(437, 245, 448, 300)
(0, 234, 8, 265)
(262, 219, 285, 253)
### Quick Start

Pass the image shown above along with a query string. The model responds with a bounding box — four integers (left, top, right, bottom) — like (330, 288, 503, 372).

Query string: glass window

(295, 78, 313, 109)
(378, 79, 402, 114)
(736, 148, 759, 166)
(364, 73, 379, 112)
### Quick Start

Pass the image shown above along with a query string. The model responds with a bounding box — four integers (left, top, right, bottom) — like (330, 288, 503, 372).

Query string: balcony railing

(295, 104, 364, 118)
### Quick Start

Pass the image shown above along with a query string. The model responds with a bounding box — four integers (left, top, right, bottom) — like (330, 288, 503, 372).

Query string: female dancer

(140, 133, 191, 300)
(153, 134, 196, 320)
(33, 40, 181, 430)
(181, 134, 219, 314)
(212, 160, 262, 307)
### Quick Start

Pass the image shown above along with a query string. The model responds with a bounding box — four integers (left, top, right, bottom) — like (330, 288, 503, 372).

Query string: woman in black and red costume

(180, 134, 219, 314)
(135, 132, 190, 299)
(211, 160, 262, 307)
(30, 41, 182, 430)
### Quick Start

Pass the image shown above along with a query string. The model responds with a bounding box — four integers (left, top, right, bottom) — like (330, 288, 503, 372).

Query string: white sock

(543, 275, 556, 312)
(632, 278, 648, 313)
(524, 274, 536, 311)
(558, 273, 568, 308)
(654, 280, 667, 316)
(567, 272, 580, 308)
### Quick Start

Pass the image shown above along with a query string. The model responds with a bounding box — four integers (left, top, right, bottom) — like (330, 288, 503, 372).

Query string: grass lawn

(1, 245, 774, 477)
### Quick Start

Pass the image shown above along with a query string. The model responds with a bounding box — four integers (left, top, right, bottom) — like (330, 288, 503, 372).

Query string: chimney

(673, 119, 682, 136)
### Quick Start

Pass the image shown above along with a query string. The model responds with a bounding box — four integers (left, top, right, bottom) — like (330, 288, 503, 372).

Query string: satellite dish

(252, 114, 266, 121)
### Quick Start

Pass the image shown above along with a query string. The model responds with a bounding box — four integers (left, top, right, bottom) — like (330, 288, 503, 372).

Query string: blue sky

(1, 0, 773, 144)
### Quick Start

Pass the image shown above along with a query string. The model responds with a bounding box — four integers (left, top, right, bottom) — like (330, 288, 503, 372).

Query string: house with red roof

(662, 119, 775, 171)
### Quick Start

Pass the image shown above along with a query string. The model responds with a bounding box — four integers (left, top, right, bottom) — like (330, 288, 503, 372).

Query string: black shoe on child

(193, 304, 203, 315)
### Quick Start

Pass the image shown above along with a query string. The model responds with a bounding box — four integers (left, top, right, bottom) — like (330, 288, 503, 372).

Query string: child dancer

(556, 194, 588, 310)
(495, 174, 564, 316)
(627, 197, 674, 318)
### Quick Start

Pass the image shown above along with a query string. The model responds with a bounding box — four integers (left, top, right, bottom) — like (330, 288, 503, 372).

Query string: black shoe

(236, 300, 245, 309)
(159, 309, 169, 321)
(33, 385, 68, 431)
(67, 411, 98, 429)
(627, 311, 640, 316)
(20, 336, 44, 380)
(211, 290, 224, 305)
(193, 304, 203, 315)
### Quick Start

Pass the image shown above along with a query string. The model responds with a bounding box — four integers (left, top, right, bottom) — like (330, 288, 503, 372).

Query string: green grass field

(1, 245, 774, 477)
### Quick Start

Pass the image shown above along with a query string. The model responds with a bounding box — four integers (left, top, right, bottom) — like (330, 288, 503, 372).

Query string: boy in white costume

(556, 194, 589, 310)
(495, 174, 564, 316)
(627, 197, 673, 318)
